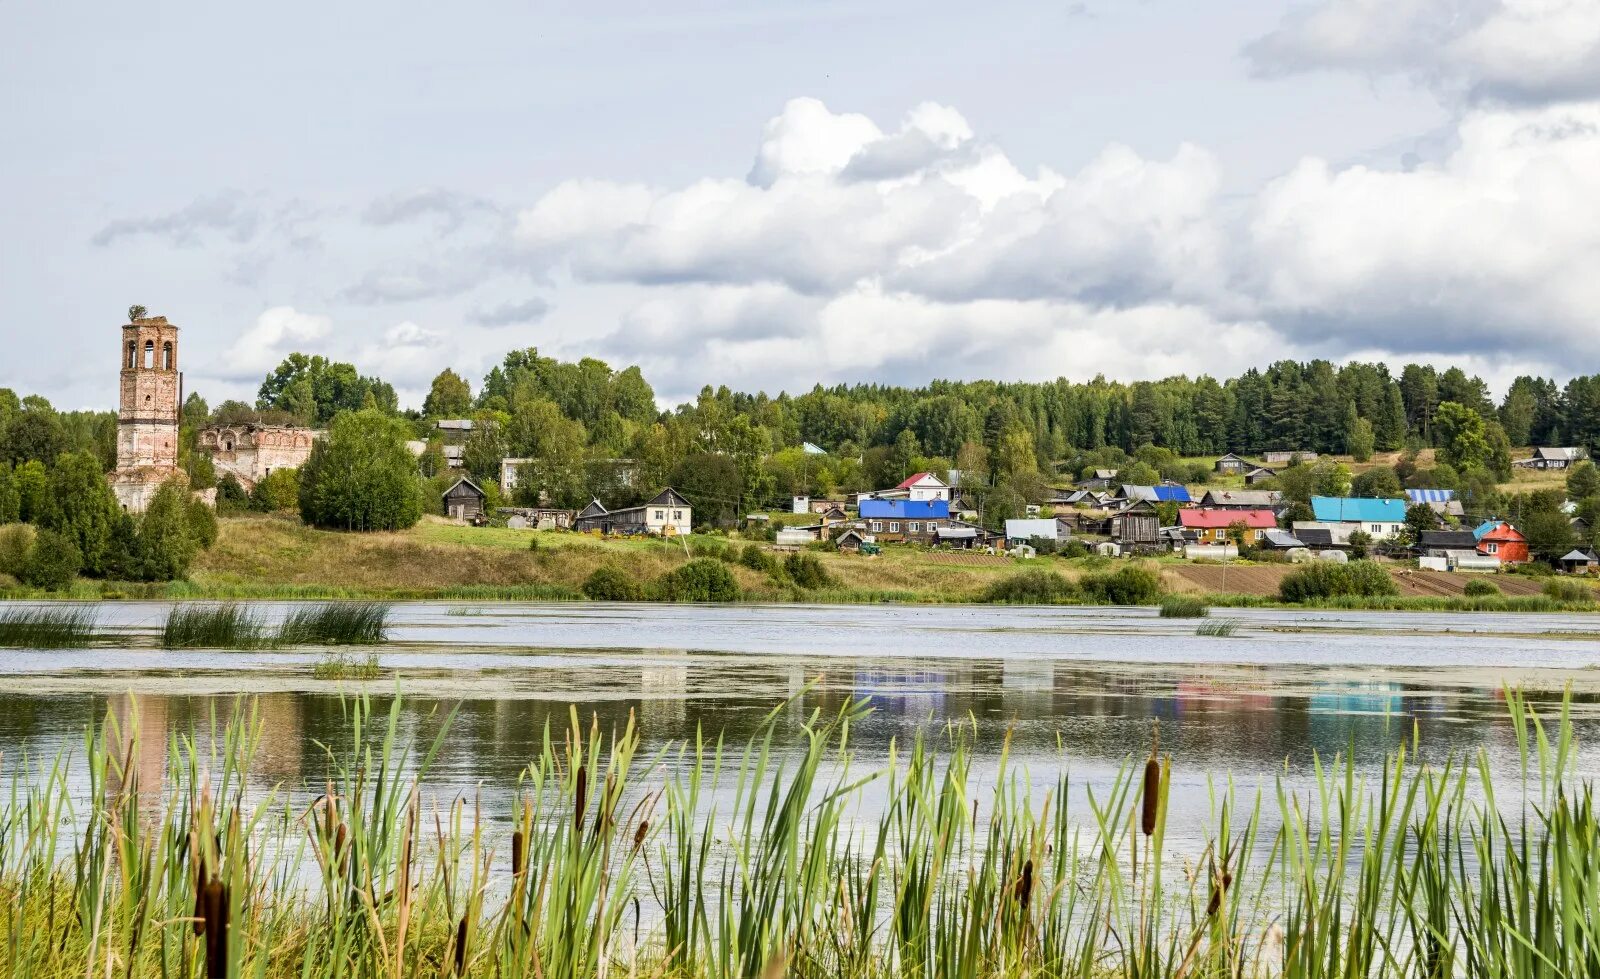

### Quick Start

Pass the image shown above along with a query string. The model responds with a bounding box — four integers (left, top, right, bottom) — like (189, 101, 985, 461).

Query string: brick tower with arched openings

(110, 315, 184, 511)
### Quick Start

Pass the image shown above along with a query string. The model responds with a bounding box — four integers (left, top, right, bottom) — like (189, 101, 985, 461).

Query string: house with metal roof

(1513, 447, 1589, 470)
(1199, 489, 1284, 511)
(1244, 467, 1278, 486)
(1406, 487, 1465, 519)
(859, 498, 949, 544)
(1213, 453, 1251, 475)
(1310, 496, 1408, 537)
(1179, 508, 1277, 544)
(1004, 518, 1066, 544)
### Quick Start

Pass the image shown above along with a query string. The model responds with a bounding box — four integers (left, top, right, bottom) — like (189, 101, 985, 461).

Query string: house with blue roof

(1310, 496, 1409, 537)
(858, 498, 949, 544)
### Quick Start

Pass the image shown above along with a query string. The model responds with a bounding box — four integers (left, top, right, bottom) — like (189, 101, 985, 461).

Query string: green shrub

(1462, 578, 1500, 597)
(739, 543, 777, 573)
(1279, 560, 1400, 601)
(215, 473, 250, 512)
(654, 558, 740, 602)
(980, 570, 1077, 604)
(188, 496, 219, 549)
(22, 528, 81, 590)
(0, 523, 36, 578)
(250, 468, 301, 512)
(1158, 595, 1210, 618)
(783, 553, 833, 589)
(689, 538, 730, 560)
(298, 410, 423, 531)
(130, 481, 200, 582)
(582, 565, 643, 601)
(1061, 539, 1090, 559)
(1080, 565, 1163, 605)
(1542, 579, 1594, 603)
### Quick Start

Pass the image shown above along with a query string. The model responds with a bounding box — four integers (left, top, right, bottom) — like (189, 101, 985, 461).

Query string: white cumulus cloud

(219, 306, 333, 380)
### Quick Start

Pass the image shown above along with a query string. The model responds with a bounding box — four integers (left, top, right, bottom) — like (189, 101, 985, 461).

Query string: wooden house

(574, 488, 693, 536)
(1213, 453, 1251, 475)
(1244, 467, 1278, 486)
(859, 499, 949, 544)
(1513, 447, 1589, 470)
(442, 477, 487, 522)
(1179, 508, 1277, 545)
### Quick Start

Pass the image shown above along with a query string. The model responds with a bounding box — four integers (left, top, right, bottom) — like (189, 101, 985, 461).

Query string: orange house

(1179, 508, 1278, 544)
(1475, 521, 1530, 564)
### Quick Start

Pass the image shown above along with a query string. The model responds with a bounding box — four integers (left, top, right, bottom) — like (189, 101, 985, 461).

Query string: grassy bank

(0, 514, 1594, 612)
(1, 690, 1595, 977)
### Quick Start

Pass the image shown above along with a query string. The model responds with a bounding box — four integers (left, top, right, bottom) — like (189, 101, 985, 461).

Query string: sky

(3, 0, 1599, 411)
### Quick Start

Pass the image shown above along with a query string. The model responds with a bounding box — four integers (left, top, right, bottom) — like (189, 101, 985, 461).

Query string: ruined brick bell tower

(110, 314, 184, 512)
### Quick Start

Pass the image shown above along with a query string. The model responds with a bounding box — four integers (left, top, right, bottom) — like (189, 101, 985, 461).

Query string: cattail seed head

(453, 914, 469, 975)
(1141, 754, 1161, 837)
(192, 850, 208, 936)
(511, 829, 525, 876)
(202, 879, 228, 978)
(1014, 858, 1034, 911)
(633, 819, 649, 854)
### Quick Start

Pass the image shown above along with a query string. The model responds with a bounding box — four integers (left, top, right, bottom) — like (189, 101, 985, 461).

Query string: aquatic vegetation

(277, 601, 391, 645)
(0, 690, 1595, 977)
(0, 604, 97, 648)
(1157, 594, 1210, 617)
(161, 602, 270, 648)
(310, 649, 382, 679)
(1196, 618, 1239, 637)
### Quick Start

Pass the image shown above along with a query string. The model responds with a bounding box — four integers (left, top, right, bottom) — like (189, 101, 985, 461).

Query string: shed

(834, 529, 869, 553)
(1213, 453, 1250, 475)
(1559, 549, 1598, 574)
(1244, 467, 1278, 486)
(1262, 529, 1305, 550)
(442, 477, 487, 521)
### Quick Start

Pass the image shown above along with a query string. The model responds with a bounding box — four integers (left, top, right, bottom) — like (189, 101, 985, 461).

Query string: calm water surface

(2, 601, 1599, 845)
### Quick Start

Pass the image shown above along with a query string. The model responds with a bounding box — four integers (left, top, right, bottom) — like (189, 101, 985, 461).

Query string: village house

(1244, 467, 1278, 486)
(442, 476, 487, 522)
(1513, 447, 1589, 470)
(1075, 469, 1118, 491)
(1179, 508, 1277, 545)
(1473, 520, 1530, 564)
(1213, 453, 1251, 475)
(1111, 508, 1161, 553)
(574, 488, 693, 536)
(855, 472, 952, 508)
(433, 419, 474, 470)
(1198, 489, 1284, 512)
(858, 498, 948, 544)
(1310, 496, 1408, 538)
(1004, 517, 1068, 546)
(934, 521, 990, 549)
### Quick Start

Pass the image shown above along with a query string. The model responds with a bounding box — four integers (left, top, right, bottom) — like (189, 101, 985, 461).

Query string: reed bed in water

(161, 603, 271, 649)
(0, 604, 97, 647)
(0, 690, 1595, 978)
(278, 601, 391, 645)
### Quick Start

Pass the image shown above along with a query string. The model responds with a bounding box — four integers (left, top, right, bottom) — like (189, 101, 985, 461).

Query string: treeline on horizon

(4, 351, 1600, 529)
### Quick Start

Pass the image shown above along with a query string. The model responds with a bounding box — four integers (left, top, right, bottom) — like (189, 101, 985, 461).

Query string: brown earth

(1167, 563, 1547, 598)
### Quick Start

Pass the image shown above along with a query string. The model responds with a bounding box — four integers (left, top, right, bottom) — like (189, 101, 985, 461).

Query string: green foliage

(1347, 529, 1373, 559)
(215, 473, 249, 512)
(738, 543, 777, 573)
(162, 603, 269, 649)
(1404, 502, 1438, 541)
(38, 451, 124, 576)
(21, 527, 81, 590)
(979, 569, 1077, 604)
(250, 467, 300, 512)
(1347, 411, 1375, 461)
(0, 464, 17, 524)
(1462, 578, 1500, 597)
(669, 453, 742, 528)
(298, 410, 424, 531)
(1079, 564, 1164, 605)
(581, 565, 644, 601)
(422, 368, 473, 418)
(653, 558, 740, 602)
(782, 552, 833, 589)
(1543, 578, 1594, 602)
(131, 481, 200, 582)
(0, 523, 36, 578)
(1279, 559, 1400, 601)
(1522, 509, 1577, 561)
(1350, 465, 1402, 498)
(188, 496, 218, 549)
(1566, 460, 1600, 501)
(256, 352, 397, 425)
(1157, 594, 1209, 617)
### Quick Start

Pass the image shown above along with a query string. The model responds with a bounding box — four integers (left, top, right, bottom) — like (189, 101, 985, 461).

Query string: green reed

(0, 604, 97, 648)
(0, 689, 1596, 977)
(161, 603, 271, 649)
(277, 602, 391, 645)
(1157, 595, 1210, 618)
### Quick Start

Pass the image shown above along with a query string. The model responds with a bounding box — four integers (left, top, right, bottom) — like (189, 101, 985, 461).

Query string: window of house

(654, 510, 664, 520)
(889, 522, 900, 533)
(909, 522, 920, 532)
(1486, 543, 1498, 554)
(870, 521, 882, 532)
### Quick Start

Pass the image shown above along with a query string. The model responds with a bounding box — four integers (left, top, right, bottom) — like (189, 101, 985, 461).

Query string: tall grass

(278, 601, 391, 645)
(1157, 594, 1210, 617)
(1196, 618, 1239, 636)
(0, 690, 1596, 977)
(161, 603, 269, 648)
(0, 604, 97, 647)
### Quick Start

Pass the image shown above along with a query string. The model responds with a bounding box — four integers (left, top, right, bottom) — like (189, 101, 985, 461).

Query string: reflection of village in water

(4, 657, 1591, 833)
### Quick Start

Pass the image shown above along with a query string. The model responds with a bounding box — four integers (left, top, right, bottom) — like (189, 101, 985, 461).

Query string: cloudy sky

(3, 0, 1598, 411)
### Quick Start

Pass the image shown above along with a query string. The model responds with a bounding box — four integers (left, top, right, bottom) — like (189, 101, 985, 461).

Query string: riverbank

(0, 513, 1595, 612)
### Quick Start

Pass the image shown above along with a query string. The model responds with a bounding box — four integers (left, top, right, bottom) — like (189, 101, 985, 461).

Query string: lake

(3, 601, 1599, 845)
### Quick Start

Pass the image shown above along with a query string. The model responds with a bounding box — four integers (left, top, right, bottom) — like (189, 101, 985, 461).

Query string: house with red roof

(1473, 520, 1530, 564)
(857, 471, 951, 507)
(1178, 508, 1278, 545)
